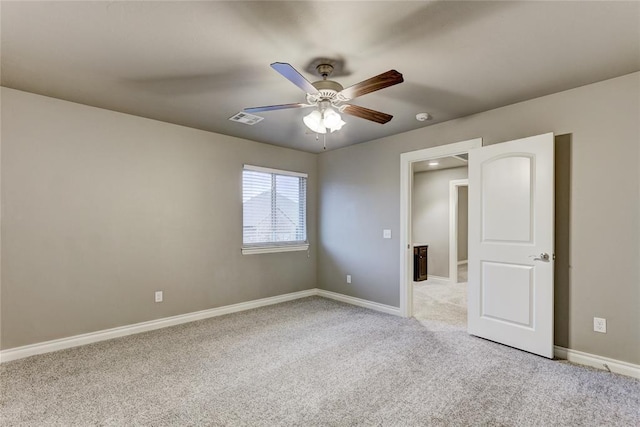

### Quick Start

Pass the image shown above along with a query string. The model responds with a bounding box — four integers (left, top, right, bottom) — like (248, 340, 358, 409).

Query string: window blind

(242, 165, 307, 248)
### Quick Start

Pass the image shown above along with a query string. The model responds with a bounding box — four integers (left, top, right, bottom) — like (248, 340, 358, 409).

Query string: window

(242, 165, 308, 254)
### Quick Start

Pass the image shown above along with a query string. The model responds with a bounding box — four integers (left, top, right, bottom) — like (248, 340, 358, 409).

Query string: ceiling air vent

(229, 112, 264, 125)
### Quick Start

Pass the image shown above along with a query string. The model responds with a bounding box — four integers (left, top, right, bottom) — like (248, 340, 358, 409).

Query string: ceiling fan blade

(339, 70, 404, 100)
(271, 62, 319, 94)
(341, 104, 393, 124)
(244, 103, 312, 113)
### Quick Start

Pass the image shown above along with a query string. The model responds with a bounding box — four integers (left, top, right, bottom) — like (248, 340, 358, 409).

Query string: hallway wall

(412, 167, 468, 278)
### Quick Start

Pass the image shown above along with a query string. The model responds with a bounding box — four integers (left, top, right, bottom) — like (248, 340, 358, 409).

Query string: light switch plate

(383, 229, 392, 239)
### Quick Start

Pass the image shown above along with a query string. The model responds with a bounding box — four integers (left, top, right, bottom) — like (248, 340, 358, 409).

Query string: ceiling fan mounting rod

(316, 64, 334, 79)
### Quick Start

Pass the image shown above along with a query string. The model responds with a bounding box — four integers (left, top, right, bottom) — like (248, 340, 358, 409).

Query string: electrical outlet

(346, 275, 352, 284)
(155, 291, 163, 303)
(383, 229, 392, 239)
(593, 317, 606, 333)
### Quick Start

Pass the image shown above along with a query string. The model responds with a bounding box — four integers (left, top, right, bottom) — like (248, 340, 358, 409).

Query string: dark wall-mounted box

(413, 245, 428, 282)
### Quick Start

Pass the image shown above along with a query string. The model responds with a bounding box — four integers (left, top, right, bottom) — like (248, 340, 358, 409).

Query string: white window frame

(241, 164, 309, 255)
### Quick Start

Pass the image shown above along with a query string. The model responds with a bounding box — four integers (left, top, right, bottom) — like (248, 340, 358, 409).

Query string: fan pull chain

(314, 132, 327, 150)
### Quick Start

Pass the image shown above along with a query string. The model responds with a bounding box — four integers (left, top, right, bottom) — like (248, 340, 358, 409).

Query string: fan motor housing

(312, 80, 344, 93)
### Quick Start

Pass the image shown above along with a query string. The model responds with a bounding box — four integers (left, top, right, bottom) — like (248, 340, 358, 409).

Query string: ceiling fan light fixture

(303, 110, 327, 134)
(323, 108, 342, 128)
(329, 118, 346, 133)
(248, 62, 403, 138)
(303, 105, 346, 134)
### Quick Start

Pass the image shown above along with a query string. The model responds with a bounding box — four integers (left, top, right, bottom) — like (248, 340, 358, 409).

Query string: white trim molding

(243, 164, 307, 178)
(241, 243, 309, 255)
(0, 289, 400, 363)
(554, 346, 640, 379)
(449, 179, 468, 285)
(399, 138, 482, 318)
(0, 289, 317, 363)
(316, 289, 401, 317)
(3, 289, 638, 380)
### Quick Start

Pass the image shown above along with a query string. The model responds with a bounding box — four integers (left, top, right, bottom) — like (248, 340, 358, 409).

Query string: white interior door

(468, 132, 554, 358)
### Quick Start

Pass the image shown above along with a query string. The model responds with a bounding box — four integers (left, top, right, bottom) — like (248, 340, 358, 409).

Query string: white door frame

(399, 138, 482, 318)
(449, 179, 468, 285)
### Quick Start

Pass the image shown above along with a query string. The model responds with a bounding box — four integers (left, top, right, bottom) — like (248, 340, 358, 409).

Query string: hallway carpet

(413, 280, 467, 331)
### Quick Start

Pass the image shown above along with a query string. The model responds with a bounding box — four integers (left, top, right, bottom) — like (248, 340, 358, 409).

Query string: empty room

(1, 1, 639, 425)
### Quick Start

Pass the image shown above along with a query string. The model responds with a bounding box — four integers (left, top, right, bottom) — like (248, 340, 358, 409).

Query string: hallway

(413, 278, 467, 330)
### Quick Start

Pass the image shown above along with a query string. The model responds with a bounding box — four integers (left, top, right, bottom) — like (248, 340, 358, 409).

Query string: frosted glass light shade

(323, 109, 341, 128)
(303, 107, 346, 134)
(329, 118, 346, 133)
(303, 110, 326, 134)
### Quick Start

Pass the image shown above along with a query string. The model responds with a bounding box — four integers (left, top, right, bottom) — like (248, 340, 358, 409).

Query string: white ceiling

(2, 1, 639, 153)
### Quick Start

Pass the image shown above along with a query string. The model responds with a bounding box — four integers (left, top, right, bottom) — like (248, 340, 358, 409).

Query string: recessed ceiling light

(428, 161, 439, 166)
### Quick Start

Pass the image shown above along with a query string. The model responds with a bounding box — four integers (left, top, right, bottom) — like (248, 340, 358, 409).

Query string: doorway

(410, 162, 469, 328)
(401, 133, 557, 359)
(399, 138, 482, 318)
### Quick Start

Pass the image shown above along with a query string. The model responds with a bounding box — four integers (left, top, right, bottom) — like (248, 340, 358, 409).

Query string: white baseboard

(7, 290, 636, 379)
(0, 288, 400, 363)
(316, 289, 401, 317)
(0, 289, 317, 363)
(554, 346, 640, 379)
(457, 260, 468, 265)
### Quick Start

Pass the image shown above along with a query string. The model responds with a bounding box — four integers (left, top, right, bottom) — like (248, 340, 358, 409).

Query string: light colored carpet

(413, 280, 467, 331)
(2, 297, 639, 426)
(458, 263, 468, 283)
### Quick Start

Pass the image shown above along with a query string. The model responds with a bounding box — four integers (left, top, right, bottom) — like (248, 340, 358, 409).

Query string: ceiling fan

(244, 62, 404, 134)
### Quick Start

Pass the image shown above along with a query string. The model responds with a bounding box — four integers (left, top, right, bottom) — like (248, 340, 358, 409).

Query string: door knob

(531, 253, 550, 262)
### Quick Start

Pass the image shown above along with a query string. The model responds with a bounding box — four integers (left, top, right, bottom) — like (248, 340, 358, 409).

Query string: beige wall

(0, 88, 317, 350)
(318, 72, 640, 365)
(412, 167, 468, 278)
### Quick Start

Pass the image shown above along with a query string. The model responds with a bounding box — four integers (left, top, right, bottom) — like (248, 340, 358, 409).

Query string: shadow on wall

(554, 134, 572, 348)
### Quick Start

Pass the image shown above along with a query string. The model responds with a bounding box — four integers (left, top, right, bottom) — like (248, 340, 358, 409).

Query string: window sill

(241, 244, 309, 255)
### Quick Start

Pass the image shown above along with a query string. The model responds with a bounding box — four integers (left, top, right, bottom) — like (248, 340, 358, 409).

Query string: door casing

(399, 138, 482, 317)
(449, 179, 469, 285)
